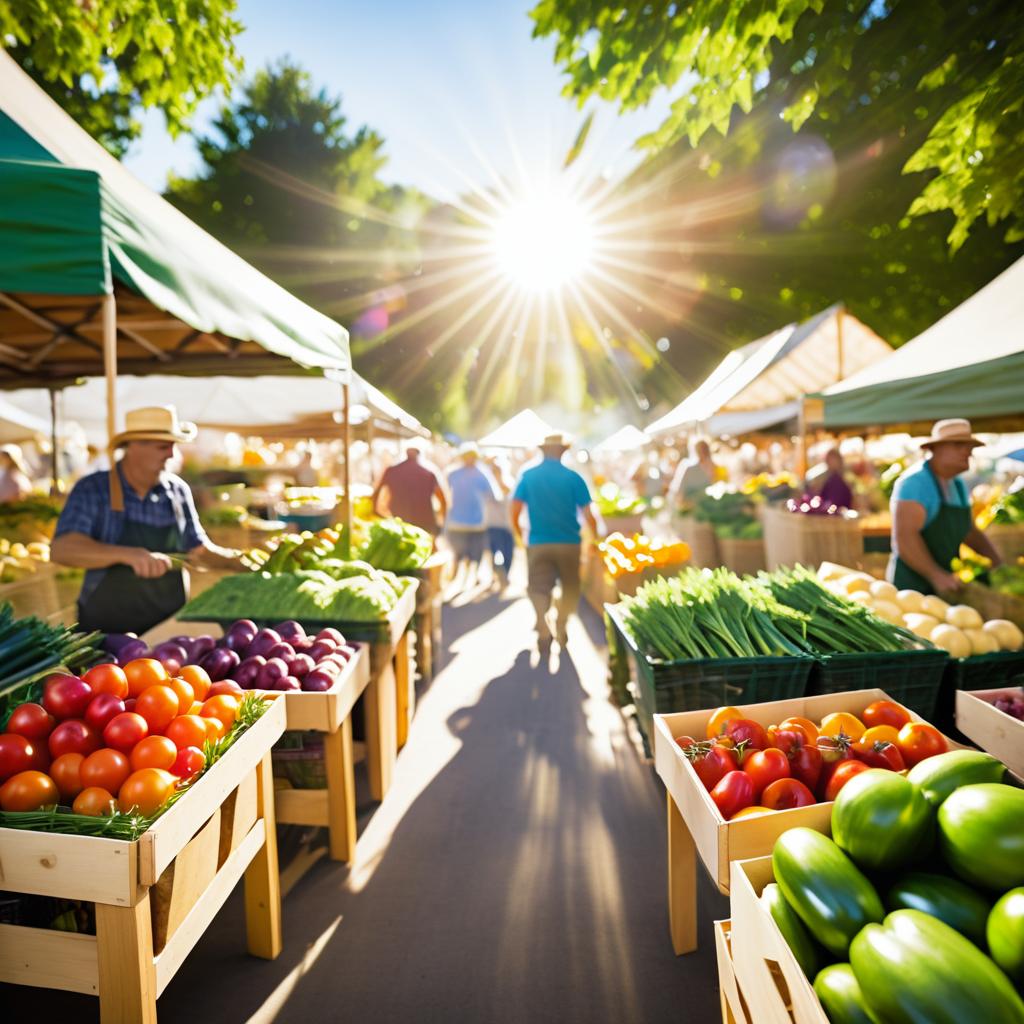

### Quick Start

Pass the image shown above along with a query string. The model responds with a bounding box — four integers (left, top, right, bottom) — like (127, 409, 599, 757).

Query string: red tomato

(706, 706, 743, 739)
(48, 719, 101, 759)
(824, 760, 871, 801)
(0, 733, 46, 782)
(84, 693, 126, 733)
(762, 778, 817, 810)
(170, 745, 206, 779)
(675, 735, 698, 749)
(862, 699, 911, 731)
(767, 727, 805, 755)
(83, 663, 129, 700)
(710, 770, 755, 819)
(118, 768, 176, 815)
(896, 722, 947, 767)
(41, 674, 93, 720)
(80, 748, 131, 794)
(817, 732, 854, 765)
(178, 665, 211, 701)
(134, 685, 179, 735)
(130, 736, 178, 772)
(73, 786, 117, 816)
(49, 751, 85, 802)
(103, 712, 149, 754)
(685, 743, 739, 791)
(207, 680, 244, 698)
(5, 702, 55, 741)
(743, 748, 791, 800)
(853, 739, 906, 771)
(789, 744, 823, 792)
(124, 659, 169, 698)
(0, 769, 59, 810)
(166, 678, 195, 716)
(164, 715, 209, 750)
(779, 716, 819, 745)
(724, 717, 769, 751)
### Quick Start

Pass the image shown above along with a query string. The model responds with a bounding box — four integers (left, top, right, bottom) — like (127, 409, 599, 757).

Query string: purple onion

(303, 668, 335, 691)
(318, 654, 350, 673)
(201, 646, 240, 681)
(335, 644, 359, 659)
(249, 628, 282, 659)
(314, 658, 342, 677)
(257, 657, 288, 689)
(236, 655, 267, 688)
(152, 641, 188, 666)
(274, 620, 306, 642)
(274, 676, 302, 692)
(315, 627, 345, 645)
(103, 632, 138, 655)
(265, 641, 296, 663)
(287, 653, 315, 679)
(117, 638, 149, 665)
(190, 635, 217, 660)
(308, 640, 337, 662)
(292, 638, 314, 654)
(224, 619, 258, 653)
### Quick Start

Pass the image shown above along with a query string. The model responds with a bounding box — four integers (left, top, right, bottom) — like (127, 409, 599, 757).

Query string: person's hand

(124, 548, 173, 579)
(929, 569, 961, 594)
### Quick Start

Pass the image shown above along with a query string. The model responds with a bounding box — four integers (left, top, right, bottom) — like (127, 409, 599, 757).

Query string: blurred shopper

(806, 448, 854, 510)
(372, 442, 447, 536)
(446, 444, 498, 576)
(0, 445, 32, 502)
(484, 456, 515, 587)
(890, 419, 1001, 594)
(669, 438, 719, 506)
(511, 433, 599, 653)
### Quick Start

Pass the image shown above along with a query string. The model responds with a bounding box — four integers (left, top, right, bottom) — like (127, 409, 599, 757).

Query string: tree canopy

(0, 0, 243, 155)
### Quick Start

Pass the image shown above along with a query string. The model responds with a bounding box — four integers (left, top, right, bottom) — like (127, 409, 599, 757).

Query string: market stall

(478, 408, 555, 448)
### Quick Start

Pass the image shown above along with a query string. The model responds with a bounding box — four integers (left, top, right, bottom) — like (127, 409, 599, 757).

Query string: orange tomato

(178, 665, 211, 701)
(73, 786, 117, 816)
(896, 722, 947, 767)
(83, 663, 129, 699)
(706, 706, 743, 739)
(124, 658, 169, 698)
(855, 725, 901, 752)
(135, 685, 180, 734)
(164, 715, 209, 750)
(187, 701, 203, 716)
(819, 712, 866, 742)
(779, 716, 819, 745)
(49, 751, 85, 802)
(203, 716, 227, 742)
(730, 805, 773, 820)
(862, 699, 911, 731)
(118, 768, 176, 815)
(200, 694, 240, 732)
(166, 678, 195, 717)
(0, 769, 59, 811)
(80, 748, 131, 794)
(129, 735, 178, 772)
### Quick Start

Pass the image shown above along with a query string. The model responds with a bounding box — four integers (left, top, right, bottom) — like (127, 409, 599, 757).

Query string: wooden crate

(955, 686, 1024, 778)
(272, 644, 372, 863)
(717, 537, 766, 575)
(986, 523, 1024, 565)
(676, 516, 719, 569)
(715, 920, 752, 1024)
(762, 505, 863, 572)
(0, 697, 286, 1024)
(962, 581, 1024, 631)
(654, 689, 959, 955)
(730, 856, 827, 1024)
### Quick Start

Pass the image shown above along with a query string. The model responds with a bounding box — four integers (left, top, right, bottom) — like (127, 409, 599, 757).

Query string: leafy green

(358, 518, 433, 571)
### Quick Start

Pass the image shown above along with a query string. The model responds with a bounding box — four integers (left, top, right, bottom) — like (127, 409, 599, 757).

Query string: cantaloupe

(930, 623, 971, 659)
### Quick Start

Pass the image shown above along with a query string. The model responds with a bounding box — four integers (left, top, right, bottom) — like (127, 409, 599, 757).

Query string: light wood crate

(676, 516, 719, 569)
(0, 697, 286, 1024)
(762, 505, 863, 572)
(986, 523, 1024, 565)
(962, 581, 1024, 632)
(715, 920, 752, 1024)
(717, 537, 766, 575)
(654, 689, 960, 955)
(955, 686, 1024, 778)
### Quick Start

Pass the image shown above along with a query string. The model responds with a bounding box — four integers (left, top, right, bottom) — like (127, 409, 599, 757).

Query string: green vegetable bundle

(596, 484, 647, 518)
(358, 518, 433, 571)
(990, 490, 1024, 526)
(694, 489, 761, 538)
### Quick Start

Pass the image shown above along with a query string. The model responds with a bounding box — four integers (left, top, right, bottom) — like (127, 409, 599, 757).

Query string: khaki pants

(526, 543, 582, 640)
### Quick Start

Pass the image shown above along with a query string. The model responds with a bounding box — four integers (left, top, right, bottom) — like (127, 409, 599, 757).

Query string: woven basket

(962, 581, 1024, 631)
(717, 537, 767, 576)
(986, 524, 1024, 564)
(762, 505, 862, 571)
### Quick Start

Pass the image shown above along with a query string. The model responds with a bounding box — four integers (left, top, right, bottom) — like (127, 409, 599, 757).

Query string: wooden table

(412, 550, 450, 679)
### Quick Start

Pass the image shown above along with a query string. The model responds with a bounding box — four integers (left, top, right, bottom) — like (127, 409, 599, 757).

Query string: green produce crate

(807, 650, 948, 721)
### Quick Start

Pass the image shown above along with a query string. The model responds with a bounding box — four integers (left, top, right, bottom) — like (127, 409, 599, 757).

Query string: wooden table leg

(96, 896, 157, 1024)
(667, 789, 697, 955)
(324, 715, 356, 862)
(365, 645, 397, 801)
(395, 630, 412, 751)
(244, 753, 282, 960)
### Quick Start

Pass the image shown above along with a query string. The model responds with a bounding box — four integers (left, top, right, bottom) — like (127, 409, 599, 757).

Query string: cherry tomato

(0, 732, 49, 781)
(762, 778, 817, 810)
(178, 665, 211, 701)
(48, 719, 101, 759)
(724, 717, 769, 750)
(84, 693, 126, 733)
(0, 769, 59, 810)
(767, 726, 805, 754)
(130, 735, 178, 771)
(675, 735, 698, 749)
(103, 712, 149, 754)
(858, 724, 901, 748)
(166, 678, 195, 717)
(817, 732, 855, 764)
(684, 742, 739, 791)
(203, 716, 227, 742)
(164, 715, 210, 750)
(854, 739, 905, 771)
(710, 770, 755, 819)
(778, 716, 819, 745)
(118, 768, 176, 815)
(819, 712, 866, 742)
(200, 694, 240, 732)
(50, 751, 85, 802)
(5, 702, 55, 741)
(706, 706, 743, 739)
(789, 744, 823, 792)
(170, 746, 206, 779)
(73, 786, 117, 816)
(80, 748, 131, 794)
(41, 674, 93, 720)
(83, 663, 129, 699)
(896, 722, 947, 767)
(743, 748, 791, 800)
(123, 659, 169, 699)
(824, 760, 871, 801)
(135, 685, 179, 735)
(861, 699, 911, 731)
(730, 805, 773, 820)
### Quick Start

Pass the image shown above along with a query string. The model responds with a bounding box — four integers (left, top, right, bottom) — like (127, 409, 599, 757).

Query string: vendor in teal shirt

(889, 418, 1001, 595)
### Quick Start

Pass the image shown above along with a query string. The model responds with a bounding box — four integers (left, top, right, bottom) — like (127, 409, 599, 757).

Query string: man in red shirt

(372, 443, 448, 536)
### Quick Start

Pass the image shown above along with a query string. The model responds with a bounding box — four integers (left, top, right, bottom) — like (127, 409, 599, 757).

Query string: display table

(412, 549, 450, 679)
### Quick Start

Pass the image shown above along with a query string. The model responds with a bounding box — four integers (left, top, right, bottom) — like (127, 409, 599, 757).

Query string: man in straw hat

(52, 405, 241, 634)
(511, 432, 599, 654)
(889, 418, 1001, 595)
(445, 442, 498, 582)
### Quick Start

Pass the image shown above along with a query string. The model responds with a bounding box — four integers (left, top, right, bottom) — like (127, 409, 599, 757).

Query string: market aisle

(3, 582, 727, 1023)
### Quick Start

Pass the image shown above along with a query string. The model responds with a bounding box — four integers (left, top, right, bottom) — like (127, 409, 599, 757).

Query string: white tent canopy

(0, 393, 52, 443)
(478, 409, 555, 448)
(647, 304, 892, 437)
(592, 425, 649, 453)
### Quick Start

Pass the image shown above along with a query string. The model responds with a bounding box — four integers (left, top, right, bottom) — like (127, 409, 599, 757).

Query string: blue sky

(124, 0, 675, 200)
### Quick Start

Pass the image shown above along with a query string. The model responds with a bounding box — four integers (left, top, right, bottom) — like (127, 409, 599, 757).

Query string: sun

(491, 188, 595, 292)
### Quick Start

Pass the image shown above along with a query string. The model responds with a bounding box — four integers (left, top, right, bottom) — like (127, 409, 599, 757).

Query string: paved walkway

(4, 582, 727, 1023)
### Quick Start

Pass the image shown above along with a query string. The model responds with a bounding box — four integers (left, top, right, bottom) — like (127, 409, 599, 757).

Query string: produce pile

(598, 532, 691, 579)
(0, 496, 61, 542)
(762, 754, 1023, 1021)
(678, 698, 948, 817)
(784, 495, 855, 518)
(620, 567, 920, 661)
(0, 658, 268, 834)
(0, 539, 57, 583)
(595, 483, 647, 519)
(982, 687, 1024, 722)
(201, 504, 247, 527)
(820, 563, 1024, 657)
(979, 488, 1024, 528)
(357, 517, 433, 571)
(740, 471, 798, 501)
(694, 488, 762, 540)
(104, 619, 361, 694)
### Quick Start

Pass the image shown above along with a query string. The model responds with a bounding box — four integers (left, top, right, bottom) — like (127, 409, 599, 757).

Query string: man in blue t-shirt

(446, 444, 498, 572)
(511, 432, 599, 651)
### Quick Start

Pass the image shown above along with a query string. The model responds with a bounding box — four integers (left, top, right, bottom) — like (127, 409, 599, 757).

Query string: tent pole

(796, 399, 808, 480)
(366, 415, 375, 483)
(836, 309, 845, 382)
(102, 293, 117, 444)
(341, 381, 352, 558)
(49, 389, 59, 496)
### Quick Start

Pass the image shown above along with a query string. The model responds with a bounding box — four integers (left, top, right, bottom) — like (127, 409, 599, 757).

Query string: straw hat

(541, 431, 572, 449)
(109, 406, 197, 449)
(458, 442, 480, 460)
(920, 418, 982, 449)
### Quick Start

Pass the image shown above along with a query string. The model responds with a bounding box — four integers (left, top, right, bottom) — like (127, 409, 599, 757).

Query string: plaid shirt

(56, 466, 207, 602)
